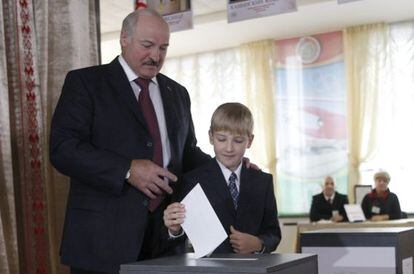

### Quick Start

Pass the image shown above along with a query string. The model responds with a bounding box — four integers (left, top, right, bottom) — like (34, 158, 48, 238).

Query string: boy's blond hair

(210, 102, 253, 136)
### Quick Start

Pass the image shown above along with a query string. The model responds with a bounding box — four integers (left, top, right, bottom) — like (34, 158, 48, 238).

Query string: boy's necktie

(135, 77, 164, 212)
(228, 172, 239, 209)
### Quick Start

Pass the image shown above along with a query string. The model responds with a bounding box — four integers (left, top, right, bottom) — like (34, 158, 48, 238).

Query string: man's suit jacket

(309, 191, 349, 222)
(178, 159, 281, 253)
(50, 58, 210, 272)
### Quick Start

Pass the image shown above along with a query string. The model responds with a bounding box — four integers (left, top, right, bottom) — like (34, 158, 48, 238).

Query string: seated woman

(361, 171, 402, 221)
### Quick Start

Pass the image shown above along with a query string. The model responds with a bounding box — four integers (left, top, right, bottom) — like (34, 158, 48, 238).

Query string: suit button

(143, 199, 149, 207)
(147, 141, 153, 147)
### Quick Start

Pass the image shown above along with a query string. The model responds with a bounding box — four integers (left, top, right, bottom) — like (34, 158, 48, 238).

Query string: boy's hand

(163, 202, 185, 235)
(229, 226, 262, 254)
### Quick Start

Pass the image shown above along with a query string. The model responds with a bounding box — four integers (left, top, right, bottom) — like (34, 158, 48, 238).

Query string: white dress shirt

(118, 55, 171, 168)
(216, 159, 242, 192)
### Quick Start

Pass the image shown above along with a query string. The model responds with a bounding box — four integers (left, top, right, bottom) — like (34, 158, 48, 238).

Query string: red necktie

(135, 78, 164, 212)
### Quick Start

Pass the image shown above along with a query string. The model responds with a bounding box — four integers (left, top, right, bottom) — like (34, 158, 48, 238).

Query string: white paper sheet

(180, 183, 228, 258)
(344, 204, 366, 222)
(403, 257, 413, 274)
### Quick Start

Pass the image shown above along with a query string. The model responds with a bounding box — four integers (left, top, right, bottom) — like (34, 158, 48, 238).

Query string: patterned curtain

(0, 1, 99, 274)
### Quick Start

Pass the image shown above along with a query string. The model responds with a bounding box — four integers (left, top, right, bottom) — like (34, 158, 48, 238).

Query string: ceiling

(100, 0, 414, 60)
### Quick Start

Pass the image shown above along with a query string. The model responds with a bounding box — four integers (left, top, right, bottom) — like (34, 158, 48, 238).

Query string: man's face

(209, 130, 253, 172)
(323, 177, 335, 197)
(120, 14, 170, 79)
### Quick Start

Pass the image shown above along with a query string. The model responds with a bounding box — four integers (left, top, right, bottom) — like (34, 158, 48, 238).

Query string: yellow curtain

(344, 23, 389, 202)
(241, 40, 277, 177)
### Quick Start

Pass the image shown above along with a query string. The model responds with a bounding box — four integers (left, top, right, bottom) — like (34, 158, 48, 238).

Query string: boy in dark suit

(164, 102, 281, 254)
(309, 176, 349, 222)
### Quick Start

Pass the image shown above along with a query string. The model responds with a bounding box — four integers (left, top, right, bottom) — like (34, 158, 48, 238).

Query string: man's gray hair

(121, 8, 167, 38)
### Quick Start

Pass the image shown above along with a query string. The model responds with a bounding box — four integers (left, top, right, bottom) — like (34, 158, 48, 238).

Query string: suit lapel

(201, 160, 236, 216)
(236, 165, 255, 220)
(156, 74, 178, 138)
(107, 58, 147, 127)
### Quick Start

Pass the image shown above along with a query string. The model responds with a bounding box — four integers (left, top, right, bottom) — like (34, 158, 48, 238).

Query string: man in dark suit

(164, 103, 281, 254)
(309, 176, 349, 222)
(50, 9, 210, 274)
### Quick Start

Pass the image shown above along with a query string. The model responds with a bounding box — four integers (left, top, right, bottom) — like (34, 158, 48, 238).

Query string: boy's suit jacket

(50, 58, 209, 272)
(179, 158, 281, 253)
(309, 191, 349, 222)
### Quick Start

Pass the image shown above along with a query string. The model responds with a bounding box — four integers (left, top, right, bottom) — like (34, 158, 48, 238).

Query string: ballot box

(300, 227, 414, 274)
(120, 253, 317, 274)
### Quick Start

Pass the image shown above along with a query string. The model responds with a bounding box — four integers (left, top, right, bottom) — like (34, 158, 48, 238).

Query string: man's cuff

(255, 238, 266, 254)
(168, 228, 184, 239)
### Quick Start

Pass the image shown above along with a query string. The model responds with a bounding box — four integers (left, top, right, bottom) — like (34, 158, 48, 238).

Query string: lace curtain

(162, 40, 276, 175)
(347, 20, 414, 211)
(345, 23, 388, 202)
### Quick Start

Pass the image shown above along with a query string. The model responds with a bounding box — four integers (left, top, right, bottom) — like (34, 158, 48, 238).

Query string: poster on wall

(135, 0, 193, 32)
(227, 0, 297, 23)
(274, 31, 348, 215)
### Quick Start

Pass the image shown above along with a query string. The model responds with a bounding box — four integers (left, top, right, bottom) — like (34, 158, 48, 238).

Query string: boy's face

(209, 130, 253, 172)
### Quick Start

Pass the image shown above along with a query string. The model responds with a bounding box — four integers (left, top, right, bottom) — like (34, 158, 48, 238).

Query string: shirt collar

(324, 192, 335, 201)
(216, 159, 242, 182)
(118, 55, 158, 85)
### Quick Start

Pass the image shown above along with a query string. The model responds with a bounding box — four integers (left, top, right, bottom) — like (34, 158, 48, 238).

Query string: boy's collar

(215, 158, 242, 182)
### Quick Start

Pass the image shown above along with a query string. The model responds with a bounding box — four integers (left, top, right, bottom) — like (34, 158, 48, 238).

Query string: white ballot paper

(180, 183, 227, 258)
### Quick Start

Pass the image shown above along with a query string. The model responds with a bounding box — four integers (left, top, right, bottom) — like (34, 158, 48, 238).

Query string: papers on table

(344, 204, 366, 222)
(180, 184, 228, 258)
(403, 257, 413, 274)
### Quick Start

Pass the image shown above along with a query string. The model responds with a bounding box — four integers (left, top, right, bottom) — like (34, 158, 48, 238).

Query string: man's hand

(229, 226, 262, 254)
(127, 159, 177, 199)
(331, 214, 344, 222)
(243, 157, 260, 170)
(163, 202, 185, 235)
(371, 214, 389, 222)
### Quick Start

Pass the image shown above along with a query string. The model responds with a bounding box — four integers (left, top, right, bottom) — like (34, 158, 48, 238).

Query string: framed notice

(228, 0, 297, 23)
(354, 185, 372, 205)
(146, 0, 193, 32)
